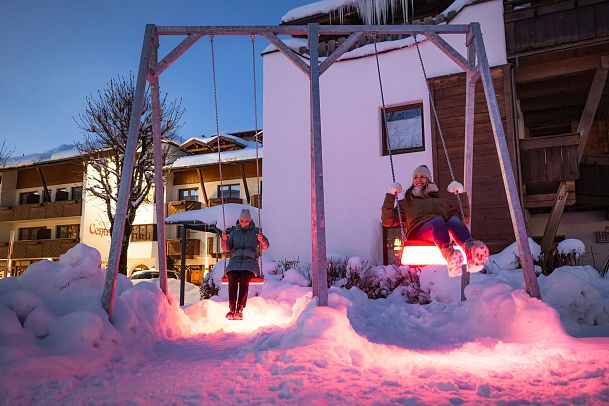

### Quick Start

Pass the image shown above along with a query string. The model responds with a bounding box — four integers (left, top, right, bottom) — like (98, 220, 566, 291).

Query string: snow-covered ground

(1, 243, 608, 405)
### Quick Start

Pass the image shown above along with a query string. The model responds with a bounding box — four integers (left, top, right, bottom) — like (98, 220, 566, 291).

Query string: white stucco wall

(262, 0, 507, 264)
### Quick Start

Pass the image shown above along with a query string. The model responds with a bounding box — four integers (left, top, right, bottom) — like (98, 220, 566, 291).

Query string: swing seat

(221, 276, 265, 285)
(399, 240, 466, 267)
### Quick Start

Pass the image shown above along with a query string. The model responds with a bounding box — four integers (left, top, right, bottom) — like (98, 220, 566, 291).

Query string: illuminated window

(56, 224, 80, 239)
(131, 224, 157, 242)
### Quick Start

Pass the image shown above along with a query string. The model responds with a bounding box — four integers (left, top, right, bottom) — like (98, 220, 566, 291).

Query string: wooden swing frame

(101, 23, 541, 320)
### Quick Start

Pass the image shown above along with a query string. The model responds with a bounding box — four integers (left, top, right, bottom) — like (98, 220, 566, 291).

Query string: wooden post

(101, 24, 154, 319)
(196, 168, 209, 207)
(36, 167, 52, 203)
(240, 163, 250, 204)
(180, 225, 187, 306)
(309, 23, 328, 306)
(149, 27, 168, 298)
(472, 23, 541, 299)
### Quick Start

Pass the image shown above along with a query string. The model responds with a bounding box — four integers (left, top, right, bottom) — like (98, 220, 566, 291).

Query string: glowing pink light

(399, 240, 466, 268)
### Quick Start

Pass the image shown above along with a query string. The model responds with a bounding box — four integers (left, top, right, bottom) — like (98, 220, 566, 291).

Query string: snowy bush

(200, 264, 221, 300)
(485, 238, 542, 274)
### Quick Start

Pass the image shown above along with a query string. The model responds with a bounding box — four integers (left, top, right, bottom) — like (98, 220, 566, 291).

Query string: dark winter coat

(381, 190, 470, 239)
(222, 221, 270, 276)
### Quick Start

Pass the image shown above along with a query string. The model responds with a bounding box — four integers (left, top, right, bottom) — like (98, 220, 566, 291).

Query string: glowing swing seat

(399, 240, 466, 267)
(221, 275, 265, 285)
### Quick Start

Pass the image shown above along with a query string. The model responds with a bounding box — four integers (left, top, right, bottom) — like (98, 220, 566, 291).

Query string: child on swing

(381, 165, 489, 276)
(221, 209, 270, 320)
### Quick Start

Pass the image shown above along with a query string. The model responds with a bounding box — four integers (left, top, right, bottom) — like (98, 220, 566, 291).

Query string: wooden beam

(151, 33, 204, 78)
(35, 167, 52, 202)
(424, 32, 474, 72)
(577, 56, 609, 161)
(261, 32, 311, 78)
(540, 181, 571, 254)
(319, 32, 364, 76)
(240, 163, 250, 204)
(516, 54, 602, 84)
(196, 168, 209, 207)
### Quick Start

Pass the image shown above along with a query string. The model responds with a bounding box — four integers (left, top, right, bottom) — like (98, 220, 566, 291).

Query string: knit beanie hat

(239, 209, 252, 221)
(413, 165, 432, 182)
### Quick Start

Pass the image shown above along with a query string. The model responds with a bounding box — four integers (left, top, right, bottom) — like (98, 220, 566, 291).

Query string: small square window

(381, 103, 425, 155)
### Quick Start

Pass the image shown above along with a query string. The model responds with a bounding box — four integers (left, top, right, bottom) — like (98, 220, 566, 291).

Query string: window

(56, 224, 80, 239)
(71, 186, 83, 201)
(381, 103, 425, 155)
(131, 224, 157, 242)
(176, 226, 194, 240)
(178, 188, 199, 202)
(218, 184, 240, 199)
(19, 191, 40, 205)
(55, 188, 69, 202)
(18, 227, 50, 241)
(42, 189, 52, 203)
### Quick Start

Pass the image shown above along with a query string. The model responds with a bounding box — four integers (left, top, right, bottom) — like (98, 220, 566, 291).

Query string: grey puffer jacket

(222, 221, 270, 276)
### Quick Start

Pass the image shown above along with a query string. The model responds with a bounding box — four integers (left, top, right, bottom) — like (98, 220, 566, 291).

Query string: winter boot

(464, 239, 490, 273)
(234, 306, 243, 321)
(226, 303, 236, 320)
(441, 245, 464, 277)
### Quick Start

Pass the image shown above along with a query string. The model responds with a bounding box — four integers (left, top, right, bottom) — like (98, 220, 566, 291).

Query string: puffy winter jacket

(381, 190, 470, 239)
(222, 221, 270, 276)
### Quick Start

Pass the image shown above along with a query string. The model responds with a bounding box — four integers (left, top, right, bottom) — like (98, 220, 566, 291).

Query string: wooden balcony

(0, 200, 82, 222)
(208, 197, 243, 207)
(166, 200, 202, 217)
(504, 0, 609, 56)
(0, 238, 79, 259)
(166, 238, 200, 259)
(250, 194, 262, 209)
(520, 134, 580, 184)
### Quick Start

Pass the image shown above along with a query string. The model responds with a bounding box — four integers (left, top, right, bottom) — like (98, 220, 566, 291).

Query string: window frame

(130, 224, 157, 242)
(56, 224, 80, 239)
(381, 102, 425, 156)
(178, 188, 199, 202)
(217, 183, 240, 199)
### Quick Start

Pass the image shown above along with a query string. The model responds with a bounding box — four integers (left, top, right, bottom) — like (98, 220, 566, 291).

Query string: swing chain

(210, 34, 228, 274)
(371, 32, 407, 244)
(414, 39, 467, 223)
(251, 33, 264, 277)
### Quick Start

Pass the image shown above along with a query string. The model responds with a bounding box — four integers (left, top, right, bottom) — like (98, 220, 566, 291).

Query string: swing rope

(210, 34, 228, 273)
(413, 38, 466, 223)
(372, 33, 407, 244)
(251, 34, 264, 278)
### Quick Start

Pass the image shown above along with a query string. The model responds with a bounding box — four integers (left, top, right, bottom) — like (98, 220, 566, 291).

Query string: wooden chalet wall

(430, 66, 519, 252)
(173, 160, 261, 185)
(16, 161, 84, 189)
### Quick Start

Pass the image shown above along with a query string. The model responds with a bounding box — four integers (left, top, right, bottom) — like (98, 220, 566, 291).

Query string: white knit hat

(239, 209, 252, 221)
(413, 165, 432, 182)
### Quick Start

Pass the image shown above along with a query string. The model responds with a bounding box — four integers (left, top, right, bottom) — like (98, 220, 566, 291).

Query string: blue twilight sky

(0, 0, 312, 156)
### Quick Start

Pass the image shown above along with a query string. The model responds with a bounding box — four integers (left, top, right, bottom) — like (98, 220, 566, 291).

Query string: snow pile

(4, 144, 81, 168)
(539, 266, 609, 335)
(484, 238, 542, 274)
(557, 238, 586, 258)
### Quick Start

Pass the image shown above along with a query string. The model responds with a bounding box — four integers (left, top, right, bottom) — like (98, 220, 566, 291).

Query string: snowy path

(13, 325, 609, 405)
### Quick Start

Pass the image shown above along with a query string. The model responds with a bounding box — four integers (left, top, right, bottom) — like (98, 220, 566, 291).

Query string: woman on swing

(221, 209, 270, 320)
(381, 165, 489, 276)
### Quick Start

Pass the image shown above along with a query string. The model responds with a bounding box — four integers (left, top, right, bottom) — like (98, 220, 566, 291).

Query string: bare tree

(77, 75, 184, 274)
(0, 140, 13, 166)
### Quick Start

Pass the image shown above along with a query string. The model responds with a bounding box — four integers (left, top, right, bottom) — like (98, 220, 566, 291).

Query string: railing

(208, 197, 243, 207)
(166, 239, 200, 258)
(0, 238, 79, 259)
(520, 133, 580, 184)
(0, 200, 82, 222)
(166, 200, 202, 217)
(250, 194, 262, 209)
(504, 0, 609, 56)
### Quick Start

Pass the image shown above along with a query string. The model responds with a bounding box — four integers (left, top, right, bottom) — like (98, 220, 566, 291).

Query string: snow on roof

(262, 38, 309, 55)
(180, 134, 250, 149)
(282, 0, 474, 24)
(3, 144, 82, 169)
(165, 203, 262, 229)
(170, 146, 262, 169)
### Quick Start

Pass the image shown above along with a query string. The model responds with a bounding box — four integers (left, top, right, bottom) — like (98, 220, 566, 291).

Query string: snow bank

(485, 238, 542, 274)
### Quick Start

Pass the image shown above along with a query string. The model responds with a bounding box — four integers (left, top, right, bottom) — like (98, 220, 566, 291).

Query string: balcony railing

(0, 238, 79, 259)
(250, 194, 262, 209)
(520, 133, 580, 184)
(208, 197, 243, 207)
(166, 239, 200, 258)
(0, 200, 82, 222)
(166, 200, 202, 217)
